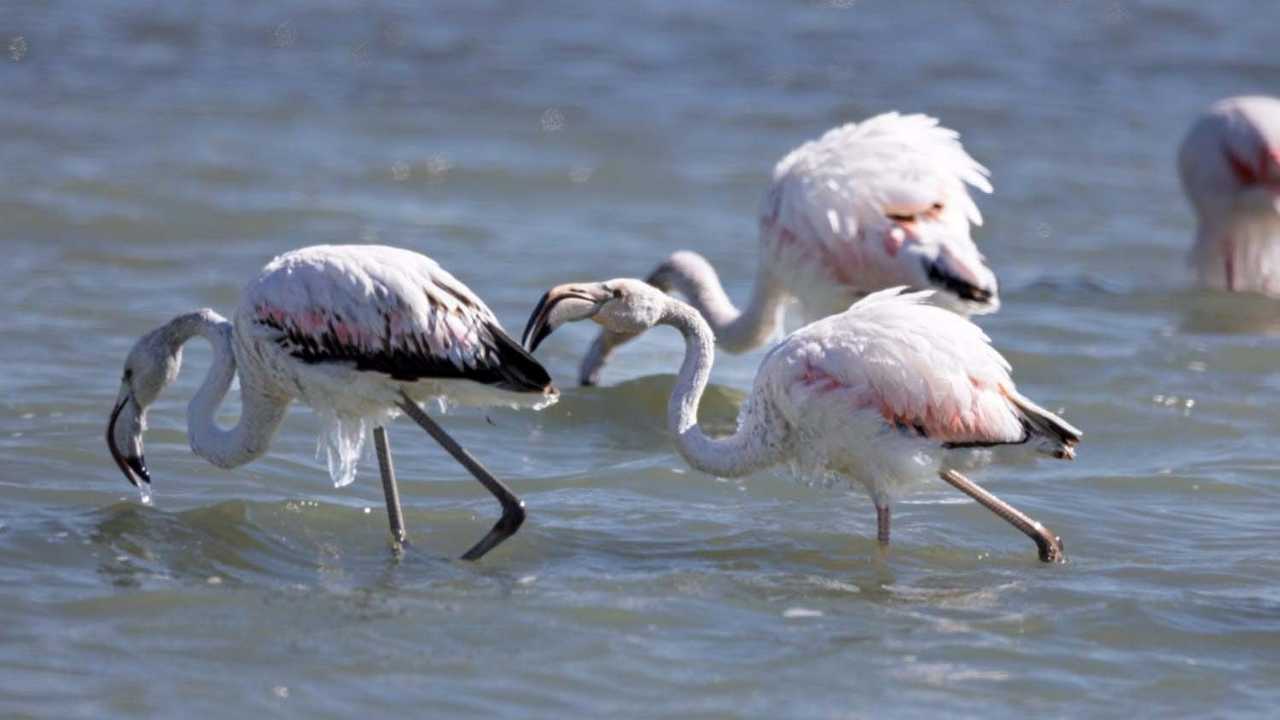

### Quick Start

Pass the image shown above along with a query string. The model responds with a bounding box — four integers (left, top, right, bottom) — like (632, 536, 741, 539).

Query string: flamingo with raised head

(580, 112, 999, 386)
(526, 280, 1079, 562)
(1180, 95, 1280, 294)
(106, 245, 557, 560)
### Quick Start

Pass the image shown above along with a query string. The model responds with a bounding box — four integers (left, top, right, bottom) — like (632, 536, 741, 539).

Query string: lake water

(3, 1, 1279, 717)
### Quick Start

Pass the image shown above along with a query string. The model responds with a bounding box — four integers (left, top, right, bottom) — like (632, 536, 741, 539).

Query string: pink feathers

(777, 288, 1027, 446)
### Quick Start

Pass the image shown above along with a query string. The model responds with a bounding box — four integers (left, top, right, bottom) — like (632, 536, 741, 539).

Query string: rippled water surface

(4, 1, 1280, 717)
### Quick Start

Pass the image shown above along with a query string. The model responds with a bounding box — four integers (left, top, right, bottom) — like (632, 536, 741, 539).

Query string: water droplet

(425, 154, 452, 178)
(517, 575, 537, 585)
(20, 412, 34, 420)
(273, 685, 289, 699)
(568, 164, 594, 184)
(350, 41, 370, 64)
(138, 488, 153, 505)
(541, 108, 565, 132)
(390, 161, 410, 182)
(783, 607, 824, 618)
(271, 23, 295, 49)
(1187, 361, 1207, 372)
(9, 36, 27, 62)
(207, 576, 223, 585)
(363, 507, 371, 514)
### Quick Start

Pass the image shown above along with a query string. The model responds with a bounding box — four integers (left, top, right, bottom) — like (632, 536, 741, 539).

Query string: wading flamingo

(106, 245, 556, 560)
(1180, 95, 1280, 294)
(527, 281, 1079, 562)
(581, 112, 999, 386)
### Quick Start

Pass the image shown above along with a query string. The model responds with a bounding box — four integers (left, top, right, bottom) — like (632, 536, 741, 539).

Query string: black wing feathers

(257, 311, 552, 393)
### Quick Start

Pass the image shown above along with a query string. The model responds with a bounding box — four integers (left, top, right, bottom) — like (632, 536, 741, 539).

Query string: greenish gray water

(3, 1, 1279, 717)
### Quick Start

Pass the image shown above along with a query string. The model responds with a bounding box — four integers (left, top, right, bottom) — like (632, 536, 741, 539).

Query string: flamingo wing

(770, 288, 1026, 446)
(243, 245, 551, 393)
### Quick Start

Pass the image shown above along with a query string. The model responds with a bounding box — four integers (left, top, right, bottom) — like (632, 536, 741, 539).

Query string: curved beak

(908, 226, 1000, 312)
(923, 257, 997, 306)
(521, 284, 610, 353)
(106, 390, 150, 488)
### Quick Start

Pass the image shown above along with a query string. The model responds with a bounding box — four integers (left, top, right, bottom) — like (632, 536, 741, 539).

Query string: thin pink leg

(876, 505, 891, 546)
(938, 469, 1065, 563)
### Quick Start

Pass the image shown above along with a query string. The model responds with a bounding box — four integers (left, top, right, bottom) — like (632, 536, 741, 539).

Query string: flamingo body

(528, 281, 1078, 560)
(580, 112, 1000, 386)
(750, 288, 1067, 505)
(238, 245, 553, 479)
(1179, 95, 1280, 293)
(108, 244, 554, 559)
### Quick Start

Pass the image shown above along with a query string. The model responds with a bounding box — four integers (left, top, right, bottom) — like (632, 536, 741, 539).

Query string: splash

(316, 413, 368, 488)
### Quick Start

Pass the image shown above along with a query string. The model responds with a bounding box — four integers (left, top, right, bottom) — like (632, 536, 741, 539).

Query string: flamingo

(526, 280, 1079, 562)
(105, 245, 557, 560)
(1179, 95, 1280, 294)
(580, 112, 999, 386)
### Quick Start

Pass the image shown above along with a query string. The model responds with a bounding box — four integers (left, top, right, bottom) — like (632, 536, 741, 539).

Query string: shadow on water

(1021, 275, 1280, 335)
(531, 373, 745, 442)
(89, 500, 317, 589)
(1176, 291, 1280, 335)
(85, 499, 553, 599)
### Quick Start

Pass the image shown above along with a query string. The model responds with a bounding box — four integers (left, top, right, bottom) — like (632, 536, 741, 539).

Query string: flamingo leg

(397, 393, 526, 561)
(876, 505, 891, 545)
(373, 426, 407, 549)
(938, 469, 1065, 563)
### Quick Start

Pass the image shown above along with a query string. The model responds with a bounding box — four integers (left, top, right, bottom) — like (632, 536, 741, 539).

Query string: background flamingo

(1179, 95, 1280, 294)
(527, 281, 1079, 562)
(580, 112, 999, 386)
(106, 244, 557, 560)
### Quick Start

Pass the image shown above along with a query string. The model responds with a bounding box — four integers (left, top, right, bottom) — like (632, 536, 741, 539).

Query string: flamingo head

(867, 190, 1000, 314)
(522, 279, 664, 352)
(1180, 96, 1280, 223)
(107, 326, 184, 489)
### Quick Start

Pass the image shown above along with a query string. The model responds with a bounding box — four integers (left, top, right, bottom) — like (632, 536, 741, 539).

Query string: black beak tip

(521, 291, 553, 350)
(526, 325, 553, 354)
(126, 456, 151, 486)
(924, 262, 995, 304)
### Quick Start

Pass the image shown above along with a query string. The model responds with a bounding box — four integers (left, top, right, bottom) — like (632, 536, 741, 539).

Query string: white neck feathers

(659, 299, 784, 478)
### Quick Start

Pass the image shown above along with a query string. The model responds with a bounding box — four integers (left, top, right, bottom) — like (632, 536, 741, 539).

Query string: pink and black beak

(106, 390, 150, 488)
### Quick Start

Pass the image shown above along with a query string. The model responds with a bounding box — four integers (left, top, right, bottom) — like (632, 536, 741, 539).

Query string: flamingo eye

(931, 202, 944, 212)
(886, 212, 915, 223)
(123, 368, 133, 383)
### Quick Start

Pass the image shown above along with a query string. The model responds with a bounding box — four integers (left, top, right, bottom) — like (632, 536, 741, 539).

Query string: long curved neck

(164, 310, 289, 469)
(653, 251, 785, 353)
(660, 298, 783, 478)
(1192, 211, 1280, 292)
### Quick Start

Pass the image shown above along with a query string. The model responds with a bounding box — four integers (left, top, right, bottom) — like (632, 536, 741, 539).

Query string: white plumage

(1179, 95, 1280, 294)
(107, 244, 555, 560)
(239, 245, 553, 482)
(528, 282, 1079, 561)
(580, 112, 1000, 386)
(764, 114, 993, 313)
